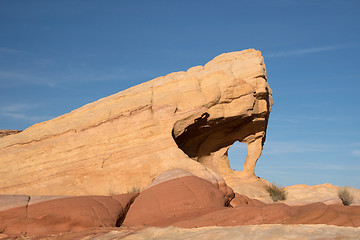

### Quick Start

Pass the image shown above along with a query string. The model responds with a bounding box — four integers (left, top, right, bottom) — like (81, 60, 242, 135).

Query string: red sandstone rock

(122, 176, 360, 229)
(1, 176, 359, 238)
(286, 202, 360, 227)
(122, 176, 234, 227)
(0, 195, 30, 211)
(0, 193, 138, 236)
(173, 196, 360, 228)
(230, 193, 265, 207)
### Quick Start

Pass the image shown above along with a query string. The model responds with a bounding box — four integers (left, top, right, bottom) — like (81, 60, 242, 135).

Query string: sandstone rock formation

(122, 176, 360, 229)
(1, 174, 359, 238)
(230, 182, 360, 206)
(123, 172, 234, 227)
(0, 49, 272, 195)
(0, 193, 138, 236)
(283, 183, 360, 206)
(174, 198, 360, 228)
(230, 193, 265, 207)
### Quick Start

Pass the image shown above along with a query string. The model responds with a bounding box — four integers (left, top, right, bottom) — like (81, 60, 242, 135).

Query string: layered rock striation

(0, 49, 272, 195)
(0, 193, 138, 236)
(2, 173, 359, 237)
(122, 175, 360, 229)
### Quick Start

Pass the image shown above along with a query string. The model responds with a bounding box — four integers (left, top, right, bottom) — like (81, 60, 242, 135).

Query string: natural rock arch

(0, 49, 272, 195)
(172, 100, 270, 178)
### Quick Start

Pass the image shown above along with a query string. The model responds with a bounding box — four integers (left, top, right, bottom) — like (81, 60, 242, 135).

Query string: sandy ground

(3, 224, 358, 240)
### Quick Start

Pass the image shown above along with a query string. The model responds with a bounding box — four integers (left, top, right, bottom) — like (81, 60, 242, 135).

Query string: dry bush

(338, 187, 354, 206)
(265, 183, 287, 202)
(107, 188, 120, 196)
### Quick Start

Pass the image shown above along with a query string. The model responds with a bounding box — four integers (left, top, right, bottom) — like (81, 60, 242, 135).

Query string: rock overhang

(0, 49, 272, 195)
(171, 49, 272, 177)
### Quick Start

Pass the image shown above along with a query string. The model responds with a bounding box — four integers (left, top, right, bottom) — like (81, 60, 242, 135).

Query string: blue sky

(1, 1, 359, 188)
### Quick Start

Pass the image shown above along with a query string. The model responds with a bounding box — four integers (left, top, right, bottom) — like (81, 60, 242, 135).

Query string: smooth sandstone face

(0, 49, 272, 195)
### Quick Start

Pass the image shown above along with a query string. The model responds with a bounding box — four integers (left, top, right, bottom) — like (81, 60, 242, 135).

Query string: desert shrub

(265, 183, 287, 202)
(338, 187, 354, 206)
(107, 188, 120, 196)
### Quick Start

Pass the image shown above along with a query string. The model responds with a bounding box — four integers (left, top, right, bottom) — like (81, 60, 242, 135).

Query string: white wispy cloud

(0, 69, 128, 88)
(0, 67, 138, 88)
(352, 150, 360, 157)
(262, 162, 360, 171)
(0, 103, 53, 123)
(263, 141, 338, 155)
(269, 114, 349, 125)
(0, 47, 30, 55)
(0, 70, 58, 88)
(0, 47, 132, 88)
(0, 103, 39, 112)
(2, 112, 53, 122)
(266, 44, 357, 58)
(59, 68, 128, 83)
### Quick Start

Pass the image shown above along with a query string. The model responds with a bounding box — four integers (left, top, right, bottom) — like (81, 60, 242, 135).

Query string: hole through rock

(227, 141, 248, 171)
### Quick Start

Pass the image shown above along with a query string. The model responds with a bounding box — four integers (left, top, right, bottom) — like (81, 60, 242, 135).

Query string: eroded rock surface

(0, 49, 272, 195)
(0, 193, 138, 236)
(229, 182, 360, 206)
(174, 199, 360, 228)
(1, 176, 359, 238)
(122, 177, 360, 228)
(284, 183, 360, 206)
(123, 173, 234, 227)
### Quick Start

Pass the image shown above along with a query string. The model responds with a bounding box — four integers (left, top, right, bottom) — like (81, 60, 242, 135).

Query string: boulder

(0, 193, 138, 236)
(283, 183, 360, 206)
(122, 175, 360, 228)
(230, 193, 266, 207)
(123, 174, 234, 227)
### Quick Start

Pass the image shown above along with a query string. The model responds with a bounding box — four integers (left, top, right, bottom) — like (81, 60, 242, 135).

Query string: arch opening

(227, 141, 248, 171)
(172, 111, 266, 177)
